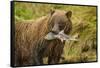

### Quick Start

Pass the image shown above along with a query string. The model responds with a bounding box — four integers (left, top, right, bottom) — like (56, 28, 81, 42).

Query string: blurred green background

(14, 2, 97, 63)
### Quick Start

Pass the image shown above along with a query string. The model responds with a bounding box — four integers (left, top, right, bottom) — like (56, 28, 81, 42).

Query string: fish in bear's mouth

(44, 30, 79, 42)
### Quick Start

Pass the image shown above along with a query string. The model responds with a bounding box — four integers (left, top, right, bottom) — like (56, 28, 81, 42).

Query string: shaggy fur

(15, 10, 72, 66)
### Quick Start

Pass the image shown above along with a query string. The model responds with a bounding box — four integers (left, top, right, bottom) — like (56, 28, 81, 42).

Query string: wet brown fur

(15, 10, 72, 66)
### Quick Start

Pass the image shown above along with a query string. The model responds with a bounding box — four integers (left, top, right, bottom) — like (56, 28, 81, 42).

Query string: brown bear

(14, 9, 72, 66)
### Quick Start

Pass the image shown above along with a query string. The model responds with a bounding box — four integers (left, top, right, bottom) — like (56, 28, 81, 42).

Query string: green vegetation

(14, 2, 97, 63)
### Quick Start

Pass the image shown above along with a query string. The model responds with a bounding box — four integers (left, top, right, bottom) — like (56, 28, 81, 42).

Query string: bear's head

(45, 9, 73, 42)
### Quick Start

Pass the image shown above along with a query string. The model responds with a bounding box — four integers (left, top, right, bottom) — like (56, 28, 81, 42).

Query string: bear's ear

(50, 9, 55, 15)
(66, 11, 72, 18)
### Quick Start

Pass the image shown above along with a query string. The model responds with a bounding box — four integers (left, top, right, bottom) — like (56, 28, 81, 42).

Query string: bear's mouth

(44, 30, 79, 43)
